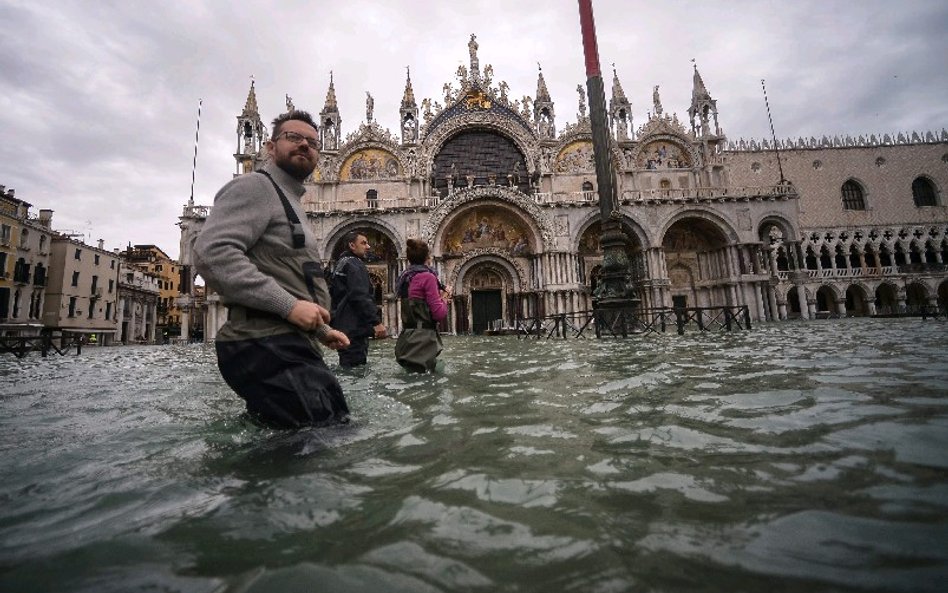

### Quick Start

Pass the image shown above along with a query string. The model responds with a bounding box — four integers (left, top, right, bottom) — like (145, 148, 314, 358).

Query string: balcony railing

(308, 196, 442, 213)
(776, 266, 902, 281)
(622, 184, 796, 203)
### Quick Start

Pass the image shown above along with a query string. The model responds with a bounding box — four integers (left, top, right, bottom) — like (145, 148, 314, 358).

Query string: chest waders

(394, 274, 443, 373)
(214, 171, 349, 428)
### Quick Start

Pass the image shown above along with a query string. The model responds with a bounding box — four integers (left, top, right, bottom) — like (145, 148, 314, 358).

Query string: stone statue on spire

(577, 84, 587, 119)
(366, 91, 374, 123)
(285, 94, 295, 113)
(468, 34, 479, 76)
(653, 85, 664, 117)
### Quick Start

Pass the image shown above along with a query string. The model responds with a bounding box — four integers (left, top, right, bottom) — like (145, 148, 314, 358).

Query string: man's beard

(277, 151, 316, 181)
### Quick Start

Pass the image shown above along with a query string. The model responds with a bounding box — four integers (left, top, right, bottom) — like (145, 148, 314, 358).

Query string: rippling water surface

(1, 319, 947, 592)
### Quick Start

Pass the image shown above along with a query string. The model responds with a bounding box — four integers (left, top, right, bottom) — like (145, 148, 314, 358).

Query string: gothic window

(841, 180, 866, 210)
(581, 181, 594, 192)
(19, 229, 29, 248)
(835, 245, 847, 269)
(912, 177, 937, 207)
(366, 189, 378, 208)
(849, 245, 861, 268)
(776, 247, 789, 271)
(804, 248, 817, 270)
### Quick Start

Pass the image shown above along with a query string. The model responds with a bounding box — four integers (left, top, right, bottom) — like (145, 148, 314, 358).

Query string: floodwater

(1, 319, 947, 593)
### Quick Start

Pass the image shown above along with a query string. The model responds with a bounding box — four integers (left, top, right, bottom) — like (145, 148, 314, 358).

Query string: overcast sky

(2, 0, 946, 260)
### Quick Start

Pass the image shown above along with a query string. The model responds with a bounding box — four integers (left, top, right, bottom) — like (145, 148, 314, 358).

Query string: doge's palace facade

(179, 36, 948, 338)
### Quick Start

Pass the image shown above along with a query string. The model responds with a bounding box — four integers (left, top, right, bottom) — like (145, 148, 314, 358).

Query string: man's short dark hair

(271, 110, 319, 141)
(406, 238, 430, 265)
(344, 231, 365, 247)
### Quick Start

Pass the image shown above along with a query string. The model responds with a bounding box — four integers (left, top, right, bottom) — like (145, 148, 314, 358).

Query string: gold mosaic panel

(340, 149, 400, 181)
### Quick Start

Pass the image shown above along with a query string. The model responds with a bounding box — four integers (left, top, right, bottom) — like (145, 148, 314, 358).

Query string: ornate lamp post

(578, 0, 639, 334)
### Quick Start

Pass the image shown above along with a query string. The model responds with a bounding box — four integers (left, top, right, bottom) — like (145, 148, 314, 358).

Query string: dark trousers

(216, 333, 350, 429)
(338, 336, 369, 367)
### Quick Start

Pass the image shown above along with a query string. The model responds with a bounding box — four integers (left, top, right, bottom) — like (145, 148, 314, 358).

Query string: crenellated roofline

(727, 129, 948, 151)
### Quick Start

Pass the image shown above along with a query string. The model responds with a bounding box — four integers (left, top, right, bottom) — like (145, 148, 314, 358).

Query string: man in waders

(194, 110, 352, 429)
(329, 232, 386, 368)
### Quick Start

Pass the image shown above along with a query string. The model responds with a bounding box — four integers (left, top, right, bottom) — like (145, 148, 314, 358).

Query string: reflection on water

(1, 319, 946, 592)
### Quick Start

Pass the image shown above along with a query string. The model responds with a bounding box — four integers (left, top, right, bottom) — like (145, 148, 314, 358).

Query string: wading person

(393, 239, 450, 373)
(328, 232, 386, 368)
(194, 110, 352, 429)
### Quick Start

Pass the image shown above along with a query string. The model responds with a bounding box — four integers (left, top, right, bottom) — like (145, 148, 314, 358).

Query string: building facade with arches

(178, 36, 948, 339)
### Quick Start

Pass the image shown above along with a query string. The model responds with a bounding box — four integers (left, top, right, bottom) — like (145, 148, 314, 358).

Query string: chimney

(38, 209, 53, 228)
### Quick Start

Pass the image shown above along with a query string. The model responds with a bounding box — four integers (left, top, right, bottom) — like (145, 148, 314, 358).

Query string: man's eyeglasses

(276, 131, 319, 148)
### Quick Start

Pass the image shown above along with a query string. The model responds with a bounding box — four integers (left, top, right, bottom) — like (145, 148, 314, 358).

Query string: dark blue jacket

(329, 250, 380, 339)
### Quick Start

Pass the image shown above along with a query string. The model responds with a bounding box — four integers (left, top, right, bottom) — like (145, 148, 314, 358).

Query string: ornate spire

(533, 63, 556, 140)
(401, 66, 416, 109)
(400, 66, 419, 145)
(536, 63, 551, 103)
(611, 65, 628, 104)
(692, 62, 711, 102)
(688, 60, 720, 138)
(320, 71, 341, 151)
(609, 65, 632, 141)
(241, 79, 259, 117)
(323, 71, 338, 112)
(236, 78, 264, 174)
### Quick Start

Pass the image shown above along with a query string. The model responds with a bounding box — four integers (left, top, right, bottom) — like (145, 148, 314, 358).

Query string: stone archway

(815, 285, 841, 316)
(661, 216, 732, 309)
(875, 283, 899, 315)
(845, 284, 871, 317)
(452, 256, 523, 335)
(576, 219, 646, 291)
(905, 282, 929, 313)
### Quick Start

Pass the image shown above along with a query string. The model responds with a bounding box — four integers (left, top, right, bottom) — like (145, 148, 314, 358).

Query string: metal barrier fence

(0, 331, 86, 358)
(514, 305, 752, 339)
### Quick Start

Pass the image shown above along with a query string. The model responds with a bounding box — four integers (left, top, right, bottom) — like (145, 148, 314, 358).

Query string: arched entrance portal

(453, 257, 522, 335)
(577, 220, 645, 304)
(662, 218, 731, 309)
(439, 200, 536, 334)
(469, 265, 505, 334)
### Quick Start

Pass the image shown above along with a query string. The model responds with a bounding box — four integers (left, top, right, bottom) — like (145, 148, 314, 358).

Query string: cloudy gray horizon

(2, 0, 946, 260)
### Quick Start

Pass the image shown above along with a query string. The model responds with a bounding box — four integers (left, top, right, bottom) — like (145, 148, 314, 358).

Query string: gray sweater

(194, 162, 316, 318)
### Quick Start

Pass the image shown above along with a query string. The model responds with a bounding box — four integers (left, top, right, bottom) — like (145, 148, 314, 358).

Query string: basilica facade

(178, 36, 948, 339)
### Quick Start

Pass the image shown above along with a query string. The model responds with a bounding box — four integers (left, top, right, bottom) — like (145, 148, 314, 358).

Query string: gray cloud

(2, 0, 945, 259)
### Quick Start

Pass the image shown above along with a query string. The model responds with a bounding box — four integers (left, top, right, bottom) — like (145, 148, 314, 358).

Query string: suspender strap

(257, 171, 305, 248)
